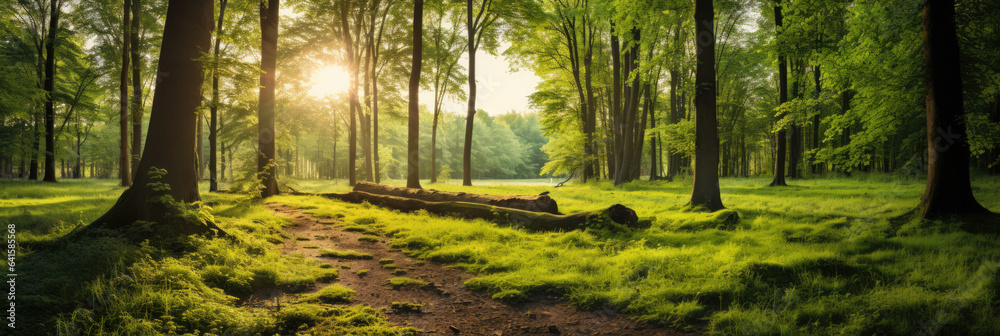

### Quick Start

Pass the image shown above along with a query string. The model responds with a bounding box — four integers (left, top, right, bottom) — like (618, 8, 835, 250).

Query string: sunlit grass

(273, 174, 1000, 334)
(5, 179, 411, 335)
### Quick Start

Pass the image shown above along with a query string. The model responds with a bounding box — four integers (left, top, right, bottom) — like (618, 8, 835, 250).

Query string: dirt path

(269, 204, 693, 336)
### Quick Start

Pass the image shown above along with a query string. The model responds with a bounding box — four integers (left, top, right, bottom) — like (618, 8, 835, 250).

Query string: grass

(318, 248, 375, 260)
(299, 285, 355, 304)
(386, 277, 431, 289)
(271, 174, 1000, 335)
(4, 179, 412, 335)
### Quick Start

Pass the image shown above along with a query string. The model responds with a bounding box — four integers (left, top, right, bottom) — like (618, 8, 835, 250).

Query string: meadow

(4, 175, 1000, 335)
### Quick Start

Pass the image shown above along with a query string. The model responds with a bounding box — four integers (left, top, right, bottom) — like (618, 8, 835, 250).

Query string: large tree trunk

(258, 0, 279, 197)
(42, 0, 60, 183)
(917, 0, 991, 221)
(130, 0, 143, 179)
(407, 0, 423, 189)
(690, 0, 725, 211)
(353, 181, 559, 214)
(85, 0, 222, 238)
(462, 0, 476, 187)
(209, 0, 227, 192)
(320, 191, 638, 232)
(119, 0, 132, 187)
(769, 0, 788, 187)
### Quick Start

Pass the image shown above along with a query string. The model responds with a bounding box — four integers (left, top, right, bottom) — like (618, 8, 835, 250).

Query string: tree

(41, 0, 62, 182)
(424, 0, 466, 183)
(407, 0, 423, 189)
(688, 0, 723, 211)
(769, 0, 788, 187)
(87, 0, 221, 236)
(209, 0, 228, 192)
(258, 0, 279, 197)
(120, 0, 132, 186)
(130, 0, 143, 178)
(917, 0, 991, 221)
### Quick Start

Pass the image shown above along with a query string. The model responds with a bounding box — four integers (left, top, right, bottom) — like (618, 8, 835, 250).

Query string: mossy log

(320, 191, 639, 231)
(352, 182, 560, 214)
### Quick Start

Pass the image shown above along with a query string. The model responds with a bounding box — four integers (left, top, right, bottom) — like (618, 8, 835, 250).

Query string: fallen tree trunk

(320, 190, 640, 232)
(352, 181, 560, 214)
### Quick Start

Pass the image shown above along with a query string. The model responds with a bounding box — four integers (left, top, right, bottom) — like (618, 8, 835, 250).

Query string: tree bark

(119, 0, 132, 187)
(917, 0, 991, 221)
(340, 0, 357, 186)
(407, 0, 423, 189)
(42, 0, 60, 182)
(462, 0, 477, 186)
(258, 0, 279, 197)
(610, 23, 621, 182)
(810, 64, 821, 174)
(209, 0, 227, 192)
(85, 0, 223, 238)
(319, 191, 638, 232)
(130, 0, 143, 179)
(769, 0, 788, 187)
(353, 181, 559, 214)
(690, 0, 725, 211)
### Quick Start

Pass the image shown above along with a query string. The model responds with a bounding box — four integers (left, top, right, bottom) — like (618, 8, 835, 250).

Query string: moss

(359, 235, 380, 242)
(379, 258, 395, 265)
(355, 269, 369, 277)
(387, 277, 430, 290)
(299, 285, 355, 304)
(319, 249, 374, 260)
(390, 302, 423, 313)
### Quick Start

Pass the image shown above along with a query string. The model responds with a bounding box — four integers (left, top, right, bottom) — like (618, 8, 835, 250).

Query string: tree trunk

(258, 0, 279, 197)
(462, 0, 476, 187)
(353, 181, 559, 213)
(811, 64, 821, 174)
(85, 0, 223, 238)
(319, 191, 638, 232)
(610, 23, 621, 182)
(209, 0, 227, 192)
(690, 0, 725, 211)
(431, 109, 439, 183)
(668, 69, 680, 180)
(407, 0, 423, 189)
(340, 0, 357, 186)
(42, 0, 60, 182)
(130, 0, 143, 179)
(119, 0, 132, 187)
(917, 0, 991, 221)
(769, 0, 788, 187)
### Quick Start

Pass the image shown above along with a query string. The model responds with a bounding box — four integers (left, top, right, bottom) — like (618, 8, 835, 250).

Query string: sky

(419, 46, 542, 116)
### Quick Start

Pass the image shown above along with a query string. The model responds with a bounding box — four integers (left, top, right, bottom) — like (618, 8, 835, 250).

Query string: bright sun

(308, 66, 351, 98)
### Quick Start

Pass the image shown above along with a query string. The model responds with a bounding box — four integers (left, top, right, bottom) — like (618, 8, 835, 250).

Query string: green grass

(386, 277, 431, 289)
(4, 179, 411, 335)
(318, 248, 375, 260)
(272, 175, 1000, 335)
(299, 285, 356, 304)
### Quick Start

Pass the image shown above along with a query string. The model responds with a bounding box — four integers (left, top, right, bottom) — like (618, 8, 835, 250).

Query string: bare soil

(268, 203, 695, 336)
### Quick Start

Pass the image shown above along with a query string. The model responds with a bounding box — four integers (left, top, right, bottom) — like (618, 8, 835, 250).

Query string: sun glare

(308, 66, 351, 98)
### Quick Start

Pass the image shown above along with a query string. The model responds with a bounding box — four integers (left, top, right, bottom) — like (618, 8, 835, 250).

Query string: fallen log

(352, 181, 560, 214)
(320, 191, 640, 232)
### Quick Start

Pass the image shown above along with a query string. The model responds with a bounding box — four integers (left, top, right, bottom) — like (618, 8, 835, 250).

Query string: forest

(1, 0, 999, 335)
